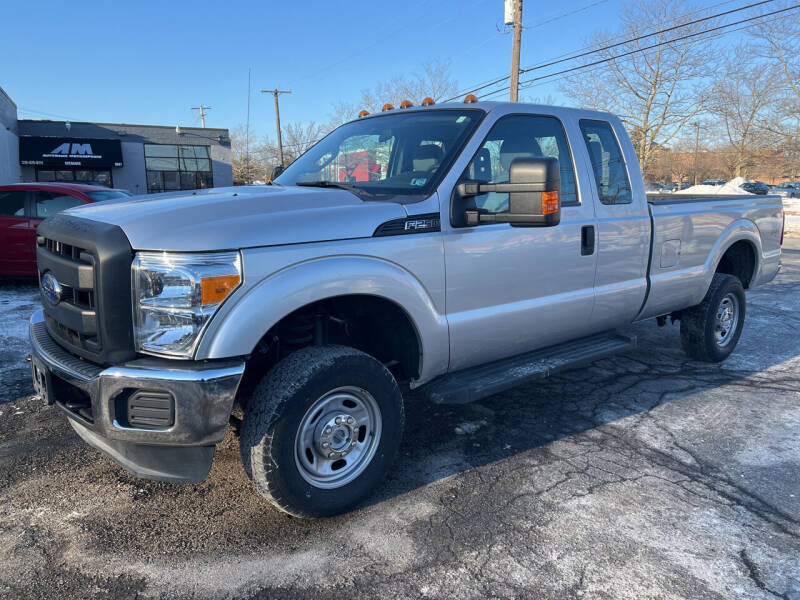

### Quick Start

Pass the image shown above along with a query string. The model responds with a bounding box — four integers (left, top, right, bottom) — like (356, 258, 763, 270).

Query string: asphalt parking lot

(1, 241, 799, 600)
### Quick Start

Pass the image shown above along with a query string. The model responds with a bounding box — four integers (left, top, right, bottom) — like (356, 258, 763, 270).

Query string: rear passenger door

(0, 190, 34, 276)
(578, 119, 650, 329)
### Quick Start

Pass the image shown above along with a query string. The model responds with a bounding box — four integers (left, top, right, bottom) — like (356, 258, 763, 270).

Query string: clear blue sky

(0, 0, 743, 138)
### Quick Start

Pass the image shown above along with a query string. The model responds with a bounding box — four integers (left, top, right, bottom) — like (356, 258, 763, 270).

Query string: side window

(0, 191, 27, 217)
(463, 115, 579, 214)
(579, 119, 633, 205)
(34, 192, 83, 218)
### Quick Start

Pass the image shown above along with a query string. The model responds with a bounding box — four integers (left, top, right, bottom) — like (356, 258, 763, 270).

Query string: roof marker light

(464, 94, 478, 104)
(381, 103, 394, 111)
(399, 100, 413, 109)
(421, 97, 435, 106)
(358, 110, 370, 117)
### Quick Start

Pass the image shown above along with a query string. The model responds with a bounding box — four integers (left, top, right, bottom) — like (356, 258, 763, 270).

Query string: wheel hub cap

(714, 293, 740, 347)
(316, 413, 359, 458)
(294, 386, 382, 489)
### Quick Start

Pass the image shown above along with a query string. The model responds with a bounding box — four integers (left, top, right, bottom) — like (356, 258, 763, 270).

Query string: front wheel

(240, 345, 404, 518)
(680, 273, 746, 362)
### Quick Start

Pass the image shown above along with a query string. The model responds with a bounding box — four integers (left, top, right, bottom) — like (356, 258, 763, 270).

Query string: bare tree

(330, 59, 458, 124)
(282, 121, 329, 162)
(560, 0, 719, 174)
(711, 46, 780, 178)
(751, 7, 800, 119)
(230, 125, 264, 184)
(750, 8, 800, 178)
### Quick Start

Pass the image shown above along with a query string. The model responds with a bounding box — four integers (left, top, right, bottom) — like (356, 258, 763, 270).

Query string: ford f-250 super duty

(28, 100, 784, 518)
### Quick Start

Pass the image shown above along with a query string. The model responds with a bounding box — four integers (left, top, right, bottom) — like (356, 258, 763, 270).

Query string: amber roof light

(421, 97, 435, 106)
(399, 100, 413, 109)
(381, 103, 394, 111)
(464, 94, 478, 103)
(358, 110, 370, 117)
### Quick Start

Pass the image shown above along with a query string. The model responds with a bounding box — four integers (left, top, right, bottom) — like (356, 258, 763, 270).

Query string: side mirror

(452, 157, 561, 228)
(270, 165, 285, 181)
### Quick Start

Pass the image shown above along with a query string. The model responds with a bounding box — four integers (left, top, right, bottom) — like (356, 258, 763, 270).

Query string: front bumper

(29, 310, 245, 483)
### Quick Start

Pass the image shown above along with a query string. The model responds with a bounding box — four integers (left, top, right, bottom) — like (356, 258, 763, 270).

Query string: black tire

(240, 345, 404, 518)
(680, 273, 746, 362)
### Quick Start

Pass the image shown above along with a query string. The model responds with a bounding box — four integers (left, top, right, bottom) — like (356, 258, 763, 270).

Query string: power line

(476, 3, 800, 101)
(444, 0, 776, 102)
(522, 0, 608, 31)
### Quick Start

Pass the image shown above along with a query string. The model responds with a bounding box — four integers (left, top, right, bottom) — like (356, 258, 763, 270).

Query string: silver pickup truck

(28, 101, 783, 518)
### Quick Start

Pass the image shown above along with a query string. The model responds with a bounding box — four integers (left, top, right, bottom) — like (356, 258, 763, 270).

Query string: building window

(36, 169, 113, 187)
(145, 144, 213, 193)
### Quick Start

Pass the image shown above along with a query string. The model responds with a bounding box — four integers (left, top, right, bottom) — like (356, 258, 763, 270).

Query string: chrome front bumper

(29, 310, 245, 483)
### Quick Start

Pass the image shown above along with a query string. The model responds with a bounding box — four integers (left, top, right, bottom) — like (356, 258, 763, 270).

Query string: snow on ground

(0, 283, 40, 403)
(675, 176, 754, 195)
(785, 197, 800, 235)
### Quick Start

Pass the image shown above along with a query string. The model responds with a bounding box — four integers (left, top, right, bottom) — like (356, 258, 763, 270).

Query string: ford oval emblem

(41, 272, 63, 307)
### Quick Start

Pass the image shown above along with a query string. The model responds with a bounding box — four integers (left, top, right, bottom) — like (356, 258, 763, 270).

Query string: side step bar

(423, 332, 636, 405)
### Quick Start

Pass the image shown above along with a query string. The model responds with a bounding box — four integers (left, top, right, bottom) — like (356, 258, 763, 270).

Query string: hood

(63, 185, 408, 251)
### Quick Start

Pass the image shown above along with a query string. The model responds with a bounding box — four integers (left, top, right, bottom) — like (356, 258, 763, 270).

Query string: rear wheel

(680, 273, 746, 362)
(240, 345, 404, 518)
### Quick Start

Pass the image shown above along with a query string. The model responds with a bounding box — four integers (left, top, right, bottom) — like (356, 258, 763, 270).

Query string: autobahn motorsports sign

(19, 137, 123, 167)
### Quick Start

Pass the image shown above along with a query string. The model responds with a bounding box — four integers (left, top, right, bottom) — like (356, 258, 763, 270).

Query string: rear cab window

(579, 119, 633, 205)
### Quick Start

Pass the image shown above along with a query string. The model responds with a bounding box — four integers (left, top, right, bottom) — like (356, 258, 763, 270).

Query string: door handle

(581, 225, 595, 256)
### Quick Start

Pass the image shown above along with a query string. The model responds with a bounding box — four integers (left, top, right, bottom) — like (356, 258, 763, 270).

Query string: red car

(0, 183, 132, 276)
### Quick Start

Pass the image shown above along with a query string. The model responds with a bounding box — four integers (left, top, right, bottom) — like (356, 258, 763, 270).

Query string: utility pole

(509, 0, 523, 102)
(692, 122, 702, 186)
(191, 105, 212, 128)
(261, 88, 292, 167)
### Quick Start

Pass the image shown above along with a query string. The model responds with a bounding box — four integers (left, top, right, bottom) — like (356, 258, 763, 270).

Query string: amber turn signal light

(542, 191, 559, 215)
(201, 274, 241, 305)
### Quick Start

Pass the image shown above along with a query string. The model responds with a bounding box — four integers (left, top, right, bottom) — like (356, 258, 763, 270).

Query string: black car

(740, 181, 769, 195)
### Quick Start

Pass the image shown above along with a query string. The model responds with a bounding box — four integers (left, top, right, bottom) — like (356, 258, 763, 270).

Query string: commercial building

(0, 85, 233, 194)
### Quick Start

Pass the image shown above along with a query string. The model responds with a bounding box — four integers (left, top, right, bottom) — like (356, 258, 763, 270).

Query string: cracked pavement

(1, 240, 799, 599)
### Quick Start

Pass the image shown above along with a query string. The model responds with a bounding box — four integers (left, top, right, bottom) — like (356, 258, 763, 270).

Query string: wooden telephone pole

(509, 0, 523, 102)
(261, 88, 292, 167)
(191, 105, 212, 128)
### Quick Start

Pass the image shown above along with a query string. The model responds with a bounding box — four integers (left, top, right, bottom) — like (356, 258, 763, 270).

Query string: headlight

(132, 251, 241, 358)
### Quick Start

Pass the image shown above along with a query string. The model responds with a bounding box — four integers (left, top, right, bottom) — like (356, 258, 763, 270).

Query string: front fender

(195, 254, 449, 385)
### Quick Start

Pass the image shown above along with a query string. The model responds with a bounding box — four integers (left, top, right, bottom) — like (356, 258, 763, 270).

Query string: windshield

(86, 190, 132, 202)
(275, 109, 483, 197)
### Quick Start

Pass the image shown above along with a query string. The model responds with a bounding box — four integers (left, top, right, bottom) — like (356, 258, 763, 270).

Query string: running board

(423, 332, 636, 405)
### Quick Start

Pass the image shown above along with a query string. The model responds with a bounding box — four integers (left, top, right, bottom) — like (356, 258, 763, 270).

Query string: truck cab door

(442, 113, 598, 372)
(576, 119, 650, 329)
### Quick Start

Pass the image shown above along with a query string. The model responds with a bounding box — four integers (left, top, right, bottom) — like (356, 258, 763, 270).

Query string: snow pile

(675, 176, 754, 195)
(784, 197, 800, 236)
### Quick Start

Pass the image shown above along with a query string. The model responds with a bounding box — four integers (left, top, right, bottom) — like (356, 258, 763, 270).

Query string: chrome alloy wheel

(714, 293, 740, 347)
(294, 386, 382, 489)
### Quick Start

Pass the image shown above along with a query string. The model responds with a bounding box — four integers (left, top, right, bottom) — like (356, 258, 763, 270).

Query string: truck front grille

(36, 213, 136, 365)
(38, 236, 101, 355)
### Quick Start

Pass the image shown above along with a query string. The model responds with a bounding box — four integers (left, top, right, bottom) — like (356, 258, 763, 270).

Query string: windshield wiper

(295, 181, 357, 190)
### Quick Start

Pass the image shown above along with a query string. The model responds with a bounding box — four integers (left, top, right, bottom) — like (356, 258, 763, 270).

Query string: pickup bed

(28, 101, 783, 517)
